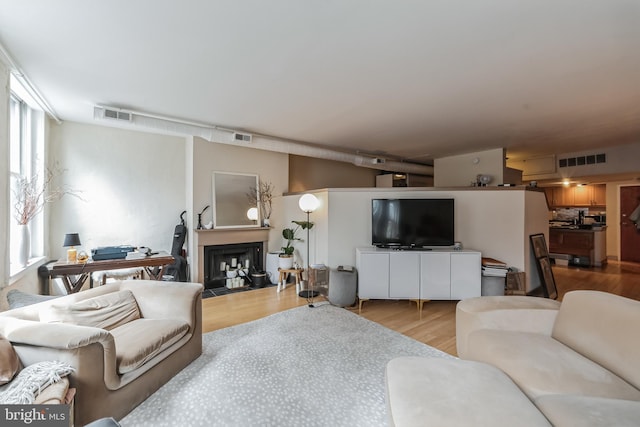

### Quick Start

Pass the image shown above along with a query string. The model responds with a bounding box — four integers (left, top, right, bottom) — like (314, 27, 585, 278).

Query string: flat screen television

(371, 198, 454, 248)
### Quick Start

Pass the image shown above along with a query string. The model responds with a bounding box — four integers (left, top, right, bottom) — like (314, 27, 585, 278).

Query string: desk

(51, 252, 175, 294)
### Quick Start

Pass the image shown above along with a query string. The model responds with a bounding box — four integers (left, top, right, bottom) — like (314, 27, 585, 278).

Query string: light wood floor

(202, 261, 640, 357)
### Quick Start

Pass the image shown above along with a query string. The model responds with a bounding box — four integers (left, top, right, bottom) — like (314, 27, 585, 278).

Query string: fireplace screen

(203, 242, 263, 288)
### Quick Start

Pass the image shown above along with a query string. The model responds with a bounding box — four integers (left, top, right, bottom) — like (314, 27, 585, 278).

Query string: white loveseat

(0, 280, 203, 425)
(386, 291, 640, 426)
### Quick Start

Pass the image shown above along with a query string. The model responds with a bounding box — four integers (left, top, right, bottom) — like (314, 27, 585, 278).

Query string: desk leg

(144, 265, 166, 281)
(61, 273, 89, 294)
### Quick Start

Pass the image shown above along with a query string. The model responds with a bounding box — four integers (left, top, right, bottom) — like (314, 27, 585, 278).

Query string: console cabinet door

(420, 252, 451, 299)
(389, 252, 420, 299)
(451, 252, 481, 299)
(357, 252, 390, 299)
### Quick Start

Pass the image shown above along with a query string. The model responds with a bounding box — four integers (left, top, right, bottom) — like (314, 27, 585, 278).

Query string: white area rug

(121, 303, 452, 427)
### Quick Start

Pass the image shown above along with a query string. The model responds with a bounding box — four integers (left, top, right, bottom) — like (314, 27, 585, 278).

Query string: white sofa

(0, 280, 203, 425)
(386, 291, 640, 426)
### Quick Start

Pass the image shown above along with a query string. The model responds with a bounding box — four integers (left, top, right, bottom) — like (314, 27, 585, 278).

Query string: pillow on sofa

(0, 338, 20, 385)
(40, 290, 141, 330)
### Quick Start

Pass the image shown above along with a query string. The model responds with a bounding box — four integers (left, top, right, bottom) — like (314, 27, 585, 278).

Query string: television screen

(371, 199, 454, 248)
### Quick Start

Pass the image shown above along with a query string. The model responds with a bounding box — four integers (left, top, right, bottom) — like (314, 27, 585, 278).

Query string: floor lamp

(298, 193, 320, 304)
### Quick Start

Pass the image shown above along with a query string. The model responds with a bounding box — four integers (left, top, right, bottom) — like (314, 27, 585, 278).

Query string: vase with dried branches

(11, 167, 78, 266)
(246, 180, 275, 227)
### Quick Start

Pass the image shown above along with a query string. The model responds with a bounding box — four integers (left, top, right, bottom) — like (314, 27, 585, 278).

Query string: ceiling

(1, 0, 639, 164)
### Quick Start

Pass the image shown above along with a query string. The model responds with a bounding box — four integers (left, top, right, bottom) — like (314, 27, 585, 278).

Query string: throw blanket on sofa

(0, 361, 74, 404)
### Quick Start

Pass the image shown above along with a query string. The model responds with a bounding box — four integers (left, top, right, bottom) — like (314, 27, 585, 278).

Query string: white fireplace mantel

(193, 227, 270, 284)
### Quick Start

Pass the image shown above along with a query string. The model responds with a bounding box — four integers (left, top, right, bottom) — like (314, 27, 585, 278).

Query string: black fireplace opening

(203, 242, 264, 289)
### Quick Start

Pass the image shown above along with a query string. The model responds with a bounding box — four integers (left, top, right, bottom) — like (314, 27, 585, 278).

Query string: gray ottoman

(328, 267, 357, 307)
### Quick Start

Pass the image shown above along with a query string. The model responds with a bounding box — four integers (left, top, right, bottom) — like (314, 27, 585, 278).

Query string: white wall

(434, 148, 506, 187)
(283, 187, 549, 292)
(48, 122, 186, 260)
(188, 136, 289, 280)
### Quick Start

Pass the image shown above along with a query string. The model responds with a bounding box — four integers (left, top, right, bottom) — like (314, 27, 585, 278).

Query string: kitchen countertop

(549, 225, 607, 231)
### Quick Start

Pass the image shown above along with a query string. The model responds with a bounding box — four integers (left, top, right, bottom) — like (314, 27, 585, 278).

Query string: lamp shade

(298, 193, 320, 213)
(246, 207, 259, 221)
(63, 233, 81, 247)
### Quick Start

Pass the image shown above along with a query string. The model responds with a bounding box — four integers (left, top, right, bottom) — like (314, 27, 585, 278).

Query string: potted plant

(279, 220, 313, 269)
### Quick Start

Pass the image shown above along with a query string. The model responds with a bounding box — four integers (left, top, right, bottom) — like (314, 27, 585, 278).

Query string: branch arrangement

(12, 167, 79, 225)
(246, 180, 275, 221)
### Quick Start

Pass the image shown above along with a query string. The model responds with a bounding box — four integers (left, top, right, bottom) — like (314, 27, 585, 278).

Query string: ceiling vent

(101, 107, 133, 122)
(233, 132, 252, 143)
(558, 153, 606, 168)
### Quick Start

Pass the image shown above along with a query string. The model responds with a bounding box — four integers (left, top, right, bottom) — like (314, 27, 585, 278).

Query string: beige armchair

(0, 280, 203, 425)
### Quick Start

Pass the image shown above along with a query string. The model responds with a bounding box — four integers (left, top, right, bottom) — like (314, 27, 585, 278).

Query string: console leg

(359, 298, 369, 314)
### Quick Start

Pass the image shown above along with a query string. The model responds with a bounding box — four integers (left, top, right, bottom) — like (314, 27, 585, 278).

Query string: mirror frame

(212, 171, 260, 229)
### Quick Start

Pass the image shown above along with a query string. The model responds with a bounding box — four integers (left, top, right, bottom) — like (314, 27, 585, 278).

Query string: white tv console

(355, 247, 481, 315)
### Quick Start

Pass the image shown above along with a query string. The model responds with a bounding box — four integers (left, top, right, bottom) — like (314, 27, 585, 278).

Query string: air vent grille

(558, 153, 606, 168)
(233, 132, 252, 143)
(103, 108, 132, 122)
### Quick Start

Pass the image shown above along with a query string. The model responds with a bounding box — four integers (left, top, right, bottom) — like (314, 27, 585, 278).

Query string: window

(9, 76, 45, 275)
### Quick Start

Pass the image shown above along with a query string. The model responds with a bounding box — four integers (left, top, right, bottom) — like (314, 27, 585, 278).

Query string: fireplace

(203, 242, 264, 288)
(193, 228, 270, 286)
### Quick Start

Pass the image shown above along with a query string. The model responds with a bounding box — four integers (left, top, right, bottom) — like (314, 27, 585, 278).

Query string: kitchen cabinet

(545, 187, 572, 207)
(573, 186, 591, 206)
(544, 184, 606, 208)
(591, 185, 606, 206)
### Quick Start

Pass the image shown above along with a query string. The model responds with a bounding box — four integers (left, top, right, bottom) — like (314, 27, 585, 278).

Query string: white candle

(220, 261, 226, 271)
(231, 258, 237, 268)
(245, 259, 250, 269)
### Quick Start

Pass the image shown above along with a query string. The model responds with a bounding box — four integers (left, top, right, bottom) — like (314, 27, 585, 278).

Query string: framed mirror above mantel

(212, 171, 260, 228)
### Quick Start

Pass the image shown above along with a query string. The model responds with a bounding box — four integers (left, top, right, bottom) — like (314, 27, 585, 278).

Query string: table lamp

(63, 233, 81, 263)
(247, 207, 259, 224)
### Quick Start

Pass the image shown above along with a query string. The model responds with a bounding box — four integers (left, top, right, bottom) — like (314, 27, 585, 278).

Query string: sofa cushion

(0, 338, 20, 385)
(385, 357, 551, 427)
(40, 289, 141, 331)
(552, 291, 640, 391)
(466, 329, 640, 401)
(535, 394, 640, 427)
(110, 318, 189, 374)
(456, 296, 561, 358)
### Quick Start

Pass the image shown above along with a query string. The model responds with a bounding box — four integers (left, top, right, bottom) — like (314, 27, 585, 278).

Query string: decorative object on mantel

(197, 205, 209, 229)
(247, 180, 275, 227)
(246, 207, 259, 224)
(297, 193, 320, 303)
(11, 167, 80, 267)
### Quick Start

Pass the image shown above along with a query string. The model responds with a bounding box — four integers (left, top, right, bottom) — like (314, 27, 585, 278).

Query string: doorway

(620, 185, 640, 263)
